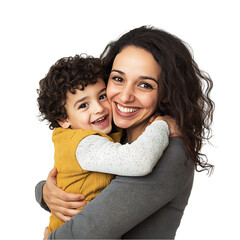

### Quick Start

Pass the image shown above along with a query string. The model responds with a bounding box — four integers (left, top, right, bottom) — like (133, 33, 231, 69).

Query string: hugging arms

(38, 138, 194, 239)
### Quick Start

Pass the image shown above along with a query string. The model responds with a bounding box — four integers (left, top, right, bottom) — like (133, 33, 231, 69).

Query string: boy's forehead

(66, 79, 106, 100)
(76, 78, 106, 90)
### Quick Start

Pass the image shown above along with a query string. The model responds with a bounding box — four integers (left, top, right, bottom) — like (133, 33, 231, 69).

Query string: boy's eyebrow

(111, 69, 158, 84)
(98, 87, 107, 94)
(74, 96, 88, 108)
(73, 87, 107, 108)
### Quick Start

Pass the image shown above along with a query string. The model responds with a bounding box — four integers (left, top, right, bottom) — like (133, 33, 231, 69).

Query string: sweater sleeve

(35, 180, 49, 212)
(76, 120, 169, 176)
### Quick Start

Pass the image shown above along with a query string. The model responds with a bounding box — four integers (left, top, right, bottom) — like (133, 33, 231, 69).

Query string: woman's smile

(115, 102, 140, 115)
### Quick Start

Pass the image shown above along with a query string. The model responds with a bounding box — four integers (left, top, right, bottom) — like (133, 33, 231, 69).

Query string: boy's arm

(76, 120, 169, 176)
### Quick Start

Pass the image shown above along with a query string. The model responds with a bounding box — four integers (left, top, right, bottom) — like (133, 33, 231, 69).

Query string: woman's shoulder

(167, 138, 186, 155)
(160, 137, 195, 171)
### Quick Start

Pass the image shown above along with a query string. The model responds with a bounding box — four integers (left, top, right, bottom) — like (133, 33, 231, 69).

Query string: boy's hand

(43, 227, 49, 240)
(43, 168, 88, 222)
(148, 113, 161, 125)
(149, 114, 182, 137)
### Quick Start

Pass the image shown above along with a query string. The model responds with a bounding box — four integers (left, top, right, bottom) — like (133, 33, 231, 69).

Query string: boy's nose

(92, 101, 105, 114)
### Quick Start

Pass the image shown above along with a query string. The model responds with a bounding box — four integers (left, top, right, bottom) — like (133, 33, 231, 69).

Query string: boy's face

(59, 79, 112, 134)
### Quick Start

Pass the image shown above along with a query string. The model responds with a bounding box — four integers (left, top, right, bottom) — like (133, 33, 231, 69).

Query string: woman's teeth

(117, 104, 139, 113)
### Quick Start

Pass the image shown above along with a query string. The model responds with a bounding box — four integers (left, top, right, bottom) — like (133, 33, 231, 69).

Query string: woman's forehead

(112, 46, 161, 77)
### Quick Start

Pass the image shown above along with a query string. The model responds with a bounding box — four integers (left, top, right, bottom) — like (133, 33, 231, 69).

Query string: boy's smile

(59, 79, 112, 134)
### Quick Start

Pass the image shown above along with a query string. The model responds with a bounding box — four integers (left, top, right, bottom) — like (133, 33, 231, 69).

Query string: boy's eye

(78, 103, 88, 109)
(99, 93, 107, 100)
(139, 82, 154, 90)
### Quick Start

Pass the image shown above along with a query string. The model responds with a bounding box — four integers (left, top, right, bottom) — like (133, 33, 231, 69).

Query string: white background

(1, 0, 239, 239)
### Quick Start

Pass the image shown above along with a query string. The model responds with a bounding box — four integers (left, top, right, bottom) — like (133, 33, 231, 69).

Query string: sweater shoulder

(158, 138, 194, 173)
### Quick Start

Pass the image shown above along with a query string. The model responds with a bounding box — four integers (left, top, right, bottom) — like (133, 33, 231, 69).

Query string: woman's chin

(113, 118, 132, 129)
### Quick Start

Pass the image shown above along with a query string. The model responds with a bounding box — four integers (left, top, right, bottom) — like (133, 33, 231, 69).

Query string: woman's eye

(79, 103, 88, 109)
(99, 93, 107, 100)
(139, 82, 153, 90)
(112, 76, 123, 83)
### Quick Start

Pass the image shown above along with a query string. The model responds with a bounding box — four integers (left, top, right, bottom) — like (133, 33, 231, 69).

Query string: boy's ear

(57, 119, 70, 129)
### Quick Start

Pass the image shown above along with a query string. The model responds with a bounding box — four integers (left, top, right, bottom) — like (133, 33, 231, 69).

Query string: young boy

(37, 54, 170, 232)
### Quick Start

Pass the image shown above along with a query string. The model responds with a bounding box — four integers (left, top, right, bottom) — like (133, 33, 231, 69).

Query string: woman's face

(107, 46, 161, 136)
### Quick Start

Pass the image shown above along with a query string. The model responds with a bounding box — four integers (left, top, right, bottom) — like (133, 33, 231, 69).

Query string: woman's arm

(76, 120, 169, 176)
(35, 180, 50, 212)
(48, 138, 194, 239)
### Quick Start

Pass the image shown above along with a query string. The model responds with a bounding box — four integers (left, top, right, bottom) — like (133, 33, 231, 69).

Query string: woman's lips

(114, 102, 140, 117)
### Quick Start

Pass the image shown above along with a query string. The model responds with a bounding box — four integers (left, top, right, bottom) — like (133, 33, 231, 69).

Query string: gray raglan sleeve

(35, 180, 50, 212)
(48, 138, 194, 239)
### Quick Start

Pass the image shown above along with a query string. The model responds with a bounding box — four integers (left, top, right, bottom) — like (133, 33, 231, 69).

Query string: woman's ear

(57, 119, 70, 129)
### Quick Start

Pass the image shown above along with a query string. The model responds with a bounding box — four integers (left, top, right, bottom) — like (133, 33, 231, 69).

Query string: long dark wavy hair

(100, 26, 215, 173)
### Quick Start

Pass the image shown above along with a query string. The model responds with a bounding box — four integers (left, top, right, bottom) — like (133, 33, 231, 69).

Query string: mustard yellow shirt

(49, 127, 121, 232)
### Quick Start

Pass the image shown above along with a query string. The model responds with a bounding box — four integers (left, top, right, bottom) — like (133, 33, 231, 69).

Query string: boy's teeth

(93, 116, 105, 123)
(117, 104, 139, 113)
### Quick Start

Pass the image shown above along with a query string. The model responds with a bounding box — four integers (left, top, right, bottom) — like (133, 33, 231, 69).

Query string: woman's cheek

(106, 81, 117, 104)
(141, 93, 158, 110)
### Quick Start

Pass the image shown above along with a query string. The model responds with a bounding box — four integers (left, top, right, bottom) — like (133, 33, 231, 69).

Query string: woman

(37, 26, 214, 239)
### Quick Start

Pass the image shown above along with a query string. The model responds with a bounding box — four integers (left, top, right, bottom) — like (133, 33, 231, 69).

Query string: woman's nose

(119, 86, 135, 103)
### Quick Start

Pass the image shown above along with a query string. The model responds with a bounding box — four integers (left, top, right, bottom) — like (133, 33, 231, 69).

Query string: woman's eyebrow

(139, 76, 158, 84)
(111, 69, 125, 75)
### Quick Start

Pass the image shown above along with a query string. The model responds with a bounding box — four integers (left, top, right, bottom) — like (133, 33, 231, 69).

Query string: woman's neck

(126, 122, 149, 142)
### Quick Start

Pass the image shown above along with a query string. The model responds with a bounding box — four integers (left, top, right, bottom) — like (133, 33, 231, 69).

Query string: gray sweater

(35, 138, 194, 239)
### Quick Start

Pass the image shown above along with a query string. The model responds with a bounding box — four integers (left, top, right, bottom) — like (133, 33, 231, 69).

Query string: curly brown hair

(37, 54, 107, 129)
(100, 26, 215, 174)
